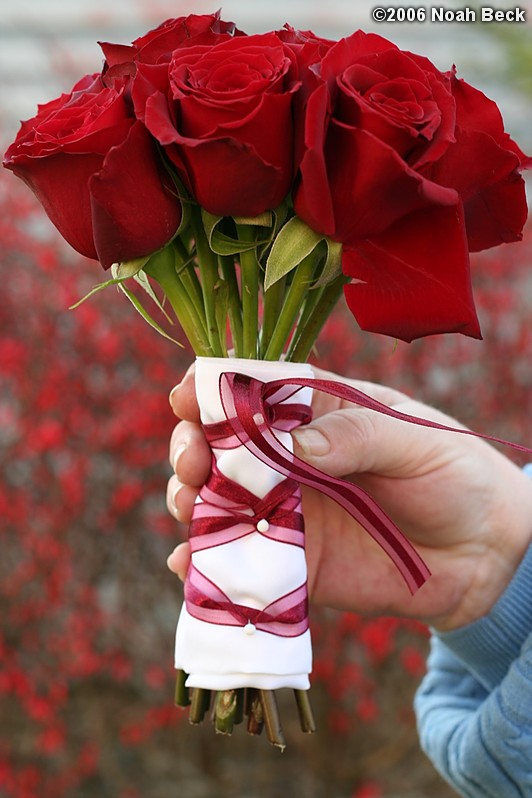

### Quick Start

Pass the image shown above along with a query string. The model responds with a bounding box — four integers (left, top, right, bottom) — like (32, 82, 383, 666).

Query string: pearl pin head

(256, 518, 270, 533)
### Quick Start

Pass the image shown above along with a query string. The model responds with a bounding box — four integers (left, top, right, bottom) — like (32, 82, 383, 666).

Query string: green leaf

(133, 270, 174, 325)
(117, 281, 184, 347)
(201, 210, 271, 256)
(272, 201, 290, 236)
(264, 216, 323, 291)
(68, 275, 128, 310)
(313, 238, 343, 287)
(114, 256, 150, 279)
(233, 211, 273, 227)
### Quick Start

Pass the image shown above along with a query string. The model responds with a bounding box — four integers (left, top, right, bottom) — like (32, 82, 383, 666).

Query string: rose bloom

(99, 11, 242, 76)
(3, 74, 181, 269)
(132, 32, 300, 217)
(293, 31, 530, 341)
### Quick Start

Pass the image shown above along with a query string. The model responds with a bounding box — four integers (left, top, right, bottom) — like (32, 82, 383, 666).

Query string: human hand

(166, 364, 532, 631)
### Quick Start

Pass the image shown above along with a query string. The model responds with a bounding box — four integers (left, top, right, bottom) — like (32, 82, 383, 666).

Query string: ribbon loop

(216, 371, 430, 594)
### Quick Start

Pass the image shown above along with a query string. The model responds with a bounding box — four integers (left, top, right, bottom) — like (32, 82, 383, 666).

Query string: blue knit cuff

(434, 540, 532, 691)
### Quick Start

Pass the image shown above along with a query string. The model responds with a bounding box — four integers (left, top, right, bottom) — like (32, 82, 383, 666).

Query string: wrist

(433, 462, 532, 632)
(432, 537, 532, 690)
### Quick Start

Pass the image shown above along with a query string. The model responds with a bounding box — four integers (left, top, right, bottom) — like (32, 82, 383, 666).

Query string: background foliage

(1, 168, 531, 797)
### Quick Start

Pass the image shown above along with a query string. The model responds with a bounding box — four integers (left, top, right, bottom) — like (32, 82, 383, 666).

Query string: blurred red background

(1, 168, 531, 797)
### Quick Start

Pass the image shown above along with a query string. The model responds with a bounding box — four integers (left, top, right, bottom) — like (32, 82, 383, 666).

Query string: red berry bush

(1, 169, 531, 797)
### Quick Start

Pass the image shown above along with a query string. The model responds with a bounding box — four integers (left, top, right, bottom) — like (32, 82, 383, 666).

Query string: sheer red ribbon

(189, 459, 304, 551)
(217, 372, 532, 596)
(185, 564, 309, 637)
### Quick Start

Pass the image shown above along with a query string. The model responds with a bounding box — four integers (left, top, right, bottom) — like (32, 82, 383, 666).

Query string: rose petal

(89, 122, 182, 268)
(432, 128, 526, 250)
(5, 152, 103, 259)
(297, 121, 457, 243)
(451, 75, 505, 142)
(292, 82, 336, 235)
(166, 136, 286, 217)
(464, 172, 528, 252)
(343, 203, 481, 341)
(133, 13, 240, 65)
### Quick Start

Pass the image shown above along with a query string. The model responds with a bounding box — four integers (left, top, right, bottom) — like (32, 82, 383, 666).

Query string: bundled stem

(288, 273, 349, 362)
(161, 214, 339, 749)
(144, 246, 213, 356)
(219, 255, 244, 357)
(237, 225, 260, 359)
(191, 210, 225, 357)
(263, 252, 318, 361)
(136, 211, 345, 366)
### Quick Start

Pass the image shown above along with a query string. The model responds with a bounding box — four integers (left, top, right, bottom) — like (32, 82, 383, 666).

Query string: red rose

(99, 11, 242, 77)
(293, 31, 529, 341)
(132, 32, 300, 217)
(3, 74, 181, 269)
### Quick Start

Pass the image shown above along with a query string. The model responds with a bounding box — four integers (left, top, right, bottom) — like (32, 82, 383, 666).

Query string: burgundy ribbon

(185, 564, 309, 637)
(189, 458, 305, 551)
(217, 372, 532, 596)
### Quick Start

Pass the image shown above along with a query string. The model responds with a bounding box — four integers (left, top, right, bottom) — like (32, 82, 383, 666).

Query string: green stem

(288, 274, 349, 363)
(263, 252, 318, 361)
(286, 284, 323, 356)
(174, 670, 190, 707)
(145, 246, 213, 356)
(294, 689, 316, 733)
(260, 275, 286, 358)
(259, 690, 286, 751)
(176, 255, 205, 326)
(192, 211, 224, 357)
(246, 689, 264, 736)
(219, 255, 243, 357)
(237, 225, 260, 359)
(214, 690, 238, 735)
(189, 688, 211, 725)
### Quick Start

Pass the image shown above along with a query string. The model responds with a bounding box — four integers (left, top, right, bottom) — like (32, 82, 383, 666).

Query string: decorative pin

(252, 412, 265, 425)
(256, 518, 270, 533)
(244, 622, 256, 635)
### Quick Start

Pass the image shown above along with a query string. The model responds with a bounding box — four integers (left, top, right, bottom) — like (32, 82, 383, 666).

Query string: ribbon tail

(220, 372, 431, 594)
(265, 377, 532, 457)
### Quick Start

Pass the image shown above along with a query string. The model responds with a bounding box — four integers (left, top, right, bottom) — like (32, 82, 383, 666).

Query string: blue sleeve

(414, 541, 532, 798)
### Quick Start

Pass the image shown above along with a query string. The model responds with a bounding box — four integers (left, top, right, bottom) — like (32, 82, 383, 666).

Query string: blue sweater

(414, 535, 532, 797)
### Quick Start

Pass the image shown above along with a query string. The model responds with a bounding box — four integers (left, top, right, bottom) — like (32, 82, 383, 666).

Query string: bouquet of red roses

(4, 11, 529, 749)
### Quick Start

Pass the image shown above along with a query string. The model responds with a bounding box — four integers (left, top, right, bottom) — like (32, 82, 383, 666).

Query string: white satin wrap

(174, 357, 313, 689)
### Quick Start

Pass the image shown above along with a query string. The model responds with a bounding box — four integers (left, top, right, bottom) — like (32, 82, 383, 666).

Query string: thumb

(291, 405, 442, 479)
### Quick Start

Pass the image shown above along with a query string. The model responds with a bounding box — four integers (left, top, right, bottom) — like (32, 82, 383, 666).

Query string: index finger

(169, 363, 201, 422)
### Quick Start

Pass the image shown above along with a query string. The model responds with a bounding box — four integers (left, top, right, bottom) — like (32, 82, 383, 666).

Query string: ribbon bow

(189, 460, 305, 551)
(185, 564, 309, 637)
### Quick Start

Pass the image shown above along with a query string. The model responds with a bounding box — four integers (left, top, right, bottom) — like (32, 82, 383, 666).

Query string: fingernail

(171, 483, 184, 520)
(172, 442, 187, 472)
(292, 427, 330, 457)
(168, 383, 181, 408)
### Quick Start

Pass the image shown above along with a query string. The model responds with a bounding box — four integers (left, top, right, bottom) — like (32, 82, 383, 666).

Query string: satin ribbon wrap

(175, 358, 314, 691)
